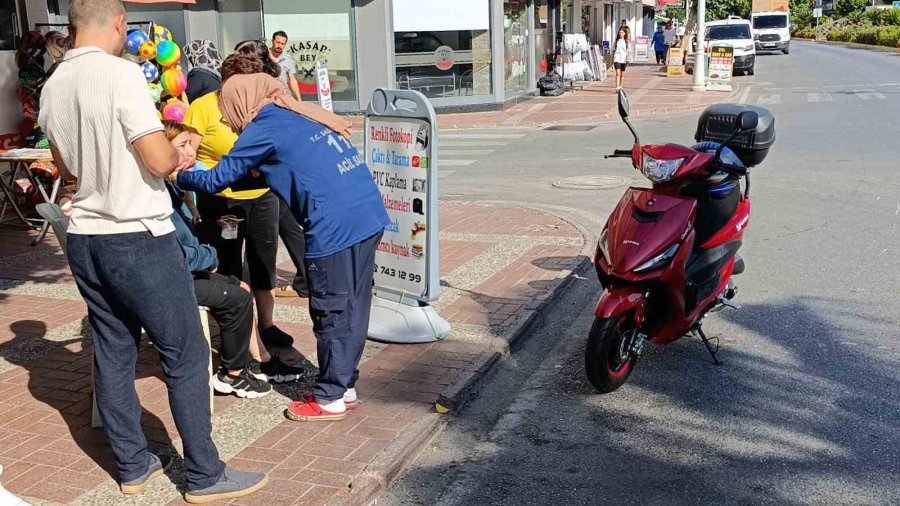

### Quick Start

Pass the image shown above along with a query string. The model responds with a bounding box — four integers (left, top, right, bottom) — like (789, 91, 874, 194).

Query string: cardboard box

(752, 0, 789, 12)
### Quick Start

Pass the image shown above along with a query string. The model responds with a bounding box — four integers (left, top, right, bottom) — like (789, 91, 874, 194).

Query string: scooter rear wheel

(585, 316, 637, 393)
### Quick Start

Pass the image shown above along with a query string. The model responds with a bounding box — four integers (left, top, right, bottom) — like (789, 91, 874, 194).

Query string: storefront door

(504, 0, 528, 98)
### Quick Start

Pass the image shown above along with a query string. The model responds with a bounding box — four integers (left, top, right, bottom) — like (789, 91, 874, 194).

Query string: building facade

(0, 0, 656, 140)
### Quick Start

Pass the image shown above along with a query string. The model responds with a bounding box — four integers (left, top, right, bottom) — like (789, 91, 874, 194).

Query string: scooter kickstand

(693, 325, 722, 366)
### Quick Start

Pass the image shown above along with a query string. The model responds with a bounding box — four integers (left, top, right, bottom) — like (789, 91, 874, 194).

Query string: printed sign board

(368, 117, 433, 299)
(634, 36, 651, 63)
(365, 89, 450, 343)
(666, 47, 685, 77)
(706, 45, 734, 92)
(315, 60, 333, 112)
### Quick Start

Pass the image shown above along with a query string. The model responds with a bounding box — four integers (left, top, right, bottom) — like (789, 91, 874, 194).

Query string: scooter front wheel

(585, 316, 638, 393)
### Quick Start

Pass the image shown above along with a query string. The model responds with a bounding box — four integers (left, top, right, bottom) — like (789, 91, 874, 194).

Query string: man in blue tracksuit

(177, 74, 389, 421)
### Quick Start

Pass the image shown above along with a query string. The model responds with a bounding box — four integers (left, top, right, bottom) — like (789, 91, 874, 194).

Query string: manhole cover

(543, 125, 597, 131)
(552, 175, 630, 190)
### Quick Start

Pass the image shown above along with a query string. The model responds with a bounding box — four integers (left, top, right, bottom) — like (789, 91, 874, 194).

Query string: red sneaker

(284, 396, 347, 422)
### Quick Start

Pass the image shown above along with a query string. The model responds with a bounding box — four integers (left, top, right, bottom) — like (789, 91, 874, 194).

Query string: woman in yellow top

(184, 53, 293, 349)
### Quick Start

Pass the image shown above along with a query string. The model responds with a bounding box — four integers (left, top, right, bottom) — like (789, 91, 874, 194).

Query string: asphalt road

(382, 41, 900, 505)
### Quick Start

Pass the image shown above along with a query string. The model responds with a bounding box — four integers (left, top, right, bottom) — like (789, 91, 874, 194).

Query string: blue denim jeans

(67, 231, 225, 490)
(306, 232, 382, 402)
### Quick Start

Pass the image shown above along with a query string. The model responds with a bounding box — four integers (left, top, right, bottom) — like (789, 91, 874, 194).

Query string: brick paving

(348, 64, 738, 131)
(0, 202, 586, 505)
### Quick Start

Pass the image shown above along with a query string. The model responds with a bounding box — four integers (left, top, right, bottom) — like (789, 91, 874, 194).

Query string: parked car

(705, 17, 756, 76)
(751, 11, 791, 54)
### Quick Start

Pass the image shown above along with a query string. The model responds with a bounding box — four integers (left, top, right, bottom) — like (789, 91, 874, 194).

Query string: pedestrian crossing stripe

(852, 90, 886, 100)
(806, 92, 832, 103)
(756, 94, 782, 105)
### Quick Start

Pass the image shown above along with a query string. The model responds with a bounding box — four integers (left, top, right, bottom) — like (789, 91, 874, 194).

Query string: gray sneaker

(121, 453, 171, 495)
(183, 467, 269, 504)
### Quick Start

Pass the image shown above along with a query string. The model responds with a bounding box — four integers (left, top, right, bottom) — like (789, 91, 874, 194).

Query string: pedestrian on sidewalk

(176, 73, 389, 422)
(37, 0, 267, 502)
(231, 43, 310, 298)
(614, 28, 631, 90)
(664, 22, 677, 51)
(183, 51, 297, 351)
(653, 25, 667, 65)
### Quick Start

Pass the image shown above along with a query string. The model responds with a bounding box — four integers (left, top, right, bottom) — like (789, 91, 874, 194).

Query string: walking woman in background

(614, 28, 630, 90)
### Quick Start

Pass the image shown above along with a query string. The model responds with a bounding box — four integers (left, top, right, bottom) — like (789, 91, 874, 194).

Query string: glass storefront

(263, 0, 358, 104)
(534, 0, 551, 80)
(1, 0, 18, 50)
(504, 0, 528, 98)
(393, 0, 492, 100)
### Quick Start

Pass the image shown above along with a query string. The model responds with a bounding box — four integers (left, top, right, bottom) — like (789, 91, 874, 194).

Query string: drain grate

(552, 175, 630, 190)
(543, 125, 597, 131)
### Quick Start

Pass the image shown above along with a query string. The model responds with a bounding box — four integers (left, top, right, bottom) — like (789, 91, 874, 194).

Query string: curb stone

(335, 205, 595, 506)
(794, 38, 900, 54)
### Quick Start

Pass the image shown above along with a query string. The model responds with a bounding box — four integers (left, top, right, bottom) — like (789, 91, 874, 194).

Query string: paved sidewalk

(350, 64, 738, 130)
(0, 202, 587, 505)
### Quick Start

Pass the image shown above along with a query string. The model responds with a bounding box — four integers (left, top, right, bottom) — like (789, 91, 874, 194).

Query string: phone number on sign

(374, 264, 422, 284)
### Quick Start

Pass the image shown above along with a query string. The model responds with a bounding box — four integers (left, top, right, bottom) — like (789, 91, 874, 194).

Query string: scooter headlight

(634, 244, 680, 273)
(641, 155, 685, 183)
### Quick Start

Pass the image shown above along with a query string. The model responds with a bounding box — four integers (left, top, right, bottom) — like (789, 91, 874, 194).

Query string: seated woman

(163, 121, 304, 397)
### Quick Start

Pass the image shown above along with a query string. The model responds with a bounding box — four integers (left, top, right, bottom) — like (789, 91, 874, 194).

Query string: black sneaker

(260, 325, 294, 348)
(213, 369, 273, 399)
(249, 354, 305, 383)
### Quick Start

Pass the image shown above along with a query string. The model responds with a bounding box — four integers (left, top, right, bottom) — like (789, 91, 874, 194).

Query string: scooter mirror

(736, 111, 759, 132)
(618, 89, 630, 119)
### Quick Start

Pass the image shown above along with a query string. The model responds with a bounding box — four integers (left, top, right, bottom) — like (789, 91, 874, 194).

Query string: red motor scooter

(586, 90, 775, 393)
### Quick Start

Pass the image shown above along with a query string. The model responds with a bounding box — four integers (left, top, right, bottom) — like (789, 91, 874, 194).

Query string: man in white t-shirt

(664, 22, 677, 48)
(269, 30, 300, 100)
(38, 0, 267, 502)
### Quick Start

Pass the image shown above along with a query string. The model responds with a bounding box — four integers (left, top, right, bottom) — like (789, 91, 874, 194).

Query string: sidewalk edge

(794, 38, 900, 54)
(333, 204, 595, 506)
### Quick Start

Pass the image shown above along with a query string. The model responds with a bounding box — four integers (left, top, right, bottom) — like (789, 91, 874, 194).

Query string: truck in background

(751, 0, 791, 55)
(752, 11, 791, 54)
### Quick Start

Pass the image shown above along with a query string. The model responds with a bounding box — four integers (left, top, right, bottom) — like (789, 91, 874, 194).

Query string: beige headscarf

(219, 74, 352, 139)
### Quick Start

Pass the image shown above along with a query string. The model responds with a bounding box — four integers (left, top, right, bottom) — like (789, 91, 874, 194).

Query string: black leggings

(193, 272, 253, 371)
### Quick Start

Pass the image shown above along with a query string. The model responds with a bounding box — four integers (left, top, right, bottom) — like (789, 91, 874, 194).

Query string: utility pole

(691, 0, 706, 91)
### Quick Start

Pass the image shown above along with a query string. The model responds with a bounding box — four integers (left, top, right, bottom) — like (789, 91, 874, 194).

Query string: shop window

(504, 0, 528, 98)
(393, 0, 492, 99)
(535, 0, 551, 80)
(1, 0, 19, 51)
(263, 0, 358, 104)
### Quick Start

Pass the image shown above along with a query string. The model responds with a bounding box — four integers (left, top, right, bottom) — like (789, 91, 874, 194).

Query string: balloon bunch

(125, 25, 188, 121)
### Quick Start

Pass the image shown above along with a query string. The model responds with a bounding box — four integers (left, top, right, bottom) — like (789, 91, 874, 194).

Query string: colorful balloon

(125, 30, 149, 55)
(153, 25, 172, 42)
(155, 40, 181, 68)
(141, 62, 159, 82)
(148, 82, 163, 103)
(162, 101, 188, 122)
(160, 68, 187, 97)
(139, 40, 157, 60)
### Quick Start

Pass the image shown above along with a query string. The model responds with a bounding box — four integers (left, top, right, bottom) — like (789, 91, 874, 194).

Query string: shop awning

(123, 0, 196, 4)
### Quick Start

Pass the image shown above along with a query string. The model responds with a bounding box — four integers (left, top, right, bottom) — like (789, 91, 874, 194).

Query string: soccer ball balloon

(141, 62, 159, 82)
(153, 25, 172, 42)
(125, 30, 149, 55)
(139, 40, 157, 60)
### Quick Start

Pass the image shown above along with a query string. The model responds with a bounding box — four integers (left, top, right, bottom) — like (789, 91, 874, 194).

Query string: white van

(752, 11, 791, 54)
(706, 17, 756, 76)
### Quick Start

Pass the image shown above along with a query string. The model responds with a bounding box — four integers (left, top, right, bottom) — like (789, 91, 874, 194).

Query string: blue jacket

(652, 31, 666, 51)
(168, 185, 218, 274)
(178, 105, 390, 259)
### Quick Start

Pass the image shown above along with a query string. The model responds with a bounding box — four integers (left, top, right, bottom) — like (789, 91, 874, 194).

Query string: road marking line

(737, 85, 752, 104)
(439, 149, 494, 156)
(756, 94, 781, 105)
(806, 92, 832, 103)
(438, 171, 456, 178)
(441, 159, 477, 166)
(853, 89, 886, 100)
(441, 133, 526, 140)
